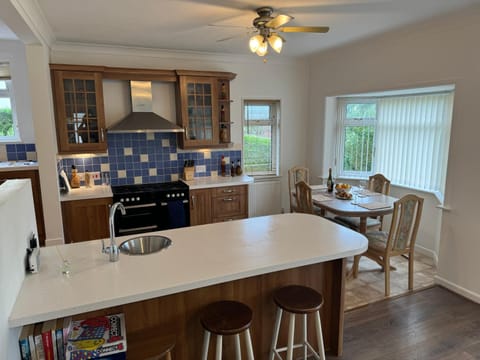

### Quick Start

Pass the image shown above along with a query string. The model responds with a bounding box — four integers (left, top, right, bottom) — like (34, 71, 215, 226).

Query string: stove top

(112, 181, 188, 195)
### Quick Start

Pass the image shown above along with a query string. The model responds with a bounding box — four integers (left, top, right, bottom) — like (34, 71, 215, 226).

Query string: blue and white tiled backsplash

(0, 143, 37, 161)
(57, 133, 242, 186)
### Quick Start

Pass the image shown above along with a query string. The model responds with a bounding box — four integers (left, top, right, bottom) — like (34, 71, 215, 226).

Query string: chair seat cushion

(365, 230, 389, 252)
(334, 216, 381, 229)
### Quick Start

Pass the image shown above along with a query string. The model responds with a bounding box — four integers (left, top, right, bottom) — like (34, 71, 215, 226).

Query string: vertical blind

(375, 92, 454, 195)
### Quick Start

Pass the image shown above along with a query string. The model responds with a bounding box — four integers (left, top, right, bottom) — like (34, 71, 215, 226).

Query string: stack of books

(18, 313, 127, 360)
(18, 316, 72, 360)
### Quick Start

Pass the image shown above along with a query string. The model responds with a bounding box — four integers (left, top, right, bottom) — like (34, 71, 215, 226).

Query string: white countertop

(9, 213, 367, 328)
(183, 175, 254, 189)
(0, 161, 39, 172)
(60, 185, 113, 201)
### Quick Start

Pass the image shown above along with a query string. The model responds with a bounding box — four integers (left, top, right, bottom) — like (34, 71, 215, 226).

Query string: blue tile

(26, 143, 36, 151)
(6, 144, 15, 152)
(15, 144, 26, 152)
(7, 152, 17, 161)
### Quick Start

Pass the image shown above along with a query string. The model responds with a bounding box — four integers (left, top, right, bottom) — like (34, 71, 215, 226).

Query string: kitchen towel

(358, 202, 391, 210)
(167, 201, 187, 228)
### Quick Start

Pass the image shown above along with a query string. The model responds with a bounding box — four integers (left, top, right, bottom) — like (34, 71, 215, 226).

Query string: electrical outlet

(91, 171, 100, 180)
(195, 165, 206, 173)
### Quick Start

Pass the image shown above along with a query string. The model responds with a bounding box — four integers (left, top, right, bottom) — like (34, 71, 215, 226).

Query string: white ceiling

(3, 0, 480, 57)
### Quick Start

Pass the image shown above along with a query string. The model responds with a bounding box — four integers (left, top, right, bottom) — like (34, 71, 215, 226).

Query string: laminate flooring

(326, 286, 480, 359)
(345, 253, 436, 311)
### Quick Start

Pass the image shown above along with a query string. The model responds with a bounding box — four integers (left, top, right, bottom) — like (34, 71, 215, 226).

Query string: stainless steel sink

(119, 235, 172, 255)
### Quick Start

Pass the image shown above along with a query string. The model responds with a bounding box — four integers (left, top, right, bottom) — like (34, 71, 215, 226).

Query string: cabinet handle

(222, 189, 234, 193)
(191, 195, 195, 208)
(101, 128, 105, 142)
(223, 198, 234, 202)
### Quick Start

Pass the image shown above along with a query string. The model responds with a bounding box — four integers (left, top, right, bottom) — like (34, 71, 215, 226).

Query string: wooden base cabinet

(190, 185, 248, 226)
(61, 197, 112, 243)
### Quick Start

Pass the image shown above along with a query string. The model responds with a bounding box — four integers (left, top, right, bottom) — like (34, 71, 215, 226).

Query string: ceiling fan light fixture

(249, 34, 264, 53)
(255, 40, 268, 56)
(268, 34, 284, 53)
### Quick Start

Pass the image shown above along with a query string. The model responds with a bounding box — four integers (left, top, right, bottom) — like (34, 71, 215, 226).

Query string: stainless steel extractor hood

(108, 81, 184, 133)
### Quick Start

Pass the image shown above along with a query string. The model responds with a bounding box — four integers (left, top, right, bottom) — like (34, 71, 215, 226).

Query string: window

(0, 62, 18, 141)
(243, 100, 280, 176)
(336, 87, 454, 198)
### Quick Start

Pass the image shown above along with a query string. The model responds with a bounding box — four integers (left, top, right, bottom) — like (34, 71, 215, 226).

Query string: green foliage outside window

(346, 103, 376, 119)
(243, 133, 272, 172)
(0, 108, 13, 136)
(343, 126, 374, 172)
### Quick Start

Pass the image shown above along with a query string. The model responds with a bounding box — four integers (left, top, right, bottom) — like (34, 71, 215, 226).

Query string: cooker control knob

(131, 197, 135, 202)
(166, 194, 170, 198)
(120, 198, 124, 202)
(181, 192, 184, 197)
(125, 198, 130, 202)
(136, 197, 140, 201)
(171, 193, 176, 198)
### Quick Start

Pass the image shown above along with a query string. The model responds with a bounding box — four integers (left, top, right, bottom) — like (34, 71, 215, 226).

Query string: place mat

(311, 184, 327, 191)
(358, 190, 379, 197)
(312, 193, 332, 202)
(358, 202, 391, 210)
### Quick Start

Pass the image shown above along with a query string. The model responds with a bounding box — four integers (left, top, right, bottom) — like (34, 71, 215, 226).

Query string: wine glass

(358, 180, 368, 196)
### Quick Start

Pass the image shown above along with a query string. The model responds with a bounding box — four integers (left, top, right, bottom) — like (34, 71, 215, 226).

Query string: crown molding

(10, 0, 55, 46)
(50, 41, 300, 66)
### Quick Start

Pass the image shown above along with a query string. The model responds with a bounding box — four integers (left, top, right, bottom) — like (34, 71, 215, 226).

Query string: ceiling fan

(247, 6, 330, 56)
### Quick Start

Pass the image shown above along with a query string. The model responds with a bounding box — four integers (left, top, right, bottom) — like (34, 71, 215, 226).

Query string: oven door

(115, 202, 160, 236)
(158, 199, 190, 229)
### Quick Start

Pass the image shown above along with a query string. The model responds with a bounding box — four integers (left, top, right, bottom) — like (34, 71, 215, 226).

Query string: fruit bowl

(335, 183, 351, 194)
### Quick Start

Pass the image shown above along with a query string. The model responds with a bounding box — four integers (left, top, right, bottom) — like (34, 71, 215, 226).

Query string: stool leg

(235, 334, 242, 360)
(302, 314, 308, 359)
(202, 330, 211, 360)
(269, 307, 283, 360)
(314, 311, 326, 360)
(287, 312, 295, 360)
(245, 328, 255, 360)
(216, 335, 223, 360)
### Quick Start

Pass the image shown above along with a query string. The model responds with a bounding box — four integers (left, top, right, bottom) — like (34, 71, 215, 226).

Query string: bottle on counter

(85, 170, 91, 187)
(327, 167, 334, 193)
(235, 159, 243, 176)
(230, 161, 235, 177)
(220, 155, 226, 177)
(70, 165, 80, 188)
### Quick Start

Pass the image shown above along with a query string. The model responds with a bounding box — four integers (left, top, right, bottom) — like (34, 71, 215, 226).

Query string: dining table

(311, 184, 398, 277)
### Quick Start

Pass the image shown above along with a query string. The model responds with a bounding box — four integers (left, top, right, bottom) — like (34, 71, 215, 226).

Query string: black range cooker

(111, 181, 190, 236)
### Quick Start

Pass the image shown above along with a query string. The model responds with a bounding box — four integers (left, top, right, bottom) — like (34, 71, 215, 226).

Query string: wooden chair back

(288, 166, 309, 212)
(294, 180, 313, 214)
(368, 173, 391, 195)
(385, 194, 424, 256)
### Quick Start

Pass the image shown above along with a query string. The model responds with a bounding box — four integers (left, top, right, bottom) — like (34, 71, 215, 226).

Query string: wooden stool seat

(201, 300, 254, 359)
(273, 285, 324, 314)
(201, 300, 252, 335)
(270, 285, 325, 360)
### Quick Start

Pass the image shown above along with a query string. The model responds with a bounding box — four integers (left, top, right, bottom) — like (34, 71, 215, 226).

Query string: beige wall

(307, 5, 480, 301)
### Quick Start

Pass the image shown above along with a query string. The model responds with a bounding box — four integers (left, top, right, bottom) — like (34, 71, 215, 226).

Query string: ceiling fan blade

(265, 14, 293, 29)
(279, 26, 330, 33)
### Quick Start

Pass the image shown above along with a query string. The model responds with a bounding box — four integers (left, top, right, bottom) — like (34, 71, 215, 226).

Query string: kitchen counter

(9, 213, 366, 328)
(183, 174, 253, 189)
(0, 161, 38, 172)
(59, 184, 113, 201)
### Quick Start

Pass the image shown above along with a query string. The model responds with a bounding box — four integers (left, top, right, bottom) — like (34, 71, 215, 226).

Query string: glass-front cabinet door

(52, 70, 107, 154)
(177, 76, 218, 148)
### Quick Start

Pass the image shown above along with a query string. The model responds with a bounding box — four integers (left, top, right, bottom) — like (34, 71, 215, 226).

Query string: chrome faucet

(102, 202, 126, 262)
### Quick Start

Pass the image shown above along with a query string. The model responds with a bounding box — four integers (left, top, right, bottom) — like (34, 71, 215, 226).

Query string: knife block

(183, 166, 194, 181)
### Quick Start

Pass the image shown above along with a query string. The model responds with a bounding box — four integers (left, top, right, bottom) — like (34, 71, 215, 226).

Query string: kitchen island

(9, 213, 367, 358)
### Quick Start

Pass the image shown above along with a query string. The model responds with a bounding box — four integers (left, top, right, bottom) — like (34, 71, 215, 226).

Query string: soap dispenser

(70, 165, 80, 188)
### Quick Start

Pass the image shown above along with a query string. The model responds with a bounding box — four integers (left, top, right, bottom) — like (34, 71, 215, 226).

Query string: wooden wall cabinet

(189, 185, 248, 226)
(61, 197, 112, 243)
(51, 67, 107, 154)
(0, 170, 46, 246)
(175, 70, 236, 149)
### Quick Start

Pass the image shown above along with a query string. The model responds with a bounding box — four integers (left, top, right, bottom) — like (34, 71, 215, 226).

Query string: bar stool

(269, 285, 325, 360)
(200, 300, 254, 360)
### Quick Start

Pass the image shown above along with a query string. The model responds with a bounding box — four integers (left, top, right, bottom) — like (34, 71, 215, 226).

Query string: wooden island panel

(74, 259, 346, 359)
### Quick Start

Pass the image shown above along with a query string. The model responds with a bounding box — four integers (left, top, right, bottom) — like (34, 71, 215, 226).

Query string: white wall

(307, 4, 480, 301)
(0, 180, 37, 360)
(0, 40, 35, 143)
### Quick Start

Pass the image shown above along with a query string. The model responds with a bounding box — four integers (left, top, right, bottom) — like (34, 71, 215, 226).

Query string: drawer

(212, 194, 247, 219)
(212, 215, 247, 223)
(212, 185, 247, 197)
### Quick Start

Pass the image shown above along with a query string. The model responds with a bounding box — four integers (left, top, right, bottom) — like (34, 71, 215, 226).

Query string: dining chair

(288, 166, 310, 212)
(356, 194, 424, 296)
(294, 180, 314, 214)
(335, 173, 391, 231)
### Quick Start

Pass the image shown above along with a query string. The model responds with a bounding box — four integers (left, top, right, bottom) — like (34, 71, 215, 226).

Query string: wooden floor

(326, 286, 480, 359)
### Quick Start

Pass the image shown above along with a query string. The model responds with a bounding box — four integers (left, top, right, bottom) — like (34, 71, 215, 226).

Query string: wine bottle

(327, 168, 334, 193)
(220, 156, 226, 177)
